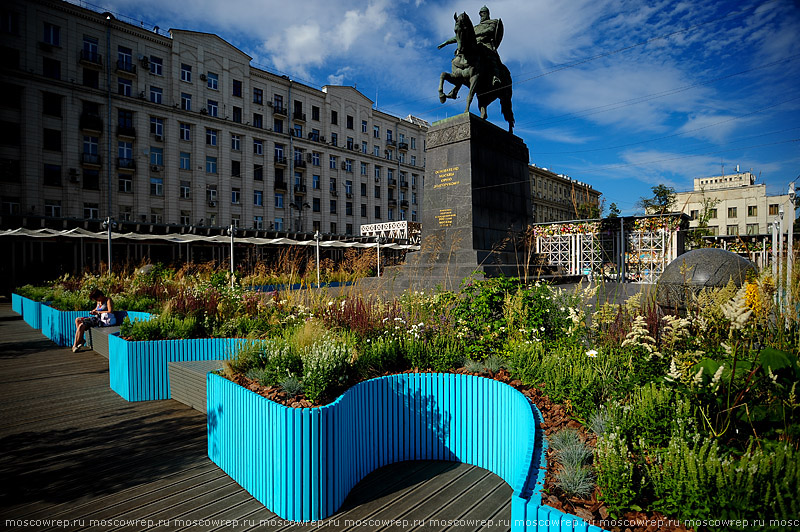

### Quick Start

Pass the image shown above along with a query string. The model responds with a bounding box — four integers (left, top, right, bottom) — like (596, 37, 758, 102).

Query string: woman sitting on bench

(72, 289, 117, 352)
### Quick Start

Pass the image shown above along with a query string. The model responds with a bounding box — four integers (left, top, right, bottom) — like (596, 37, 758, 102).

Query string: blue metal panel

(12, 293, 23, 315)
(21, 298, 42, 329)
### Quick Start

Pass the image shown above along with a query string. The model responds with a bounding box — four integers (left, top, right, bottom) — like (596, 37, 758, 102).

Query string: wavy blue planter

(207, 372, 605, 531)
(21, 297, 44, 330)
(11, 293, 23, 316)
(110, 336, 246, 402)
(39, 307, 153, 347)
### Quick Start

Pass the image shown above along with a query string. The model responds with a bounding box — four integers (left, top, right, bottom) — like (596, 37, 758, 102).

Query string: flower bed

(207, 371, 601, 531)
(39, 306, 152, 347)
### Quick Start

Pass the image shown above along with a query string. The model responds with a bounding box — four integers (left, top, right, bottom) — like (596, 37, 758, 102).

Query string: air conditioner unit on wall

(151, 165, 161, 172)
(208, 201, 217, 207)
(200, 73, 207, 81)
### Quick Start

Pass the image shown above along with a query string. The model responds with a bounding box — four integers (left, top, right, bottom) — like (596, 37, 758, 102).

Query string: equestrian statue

(438, 6, 515, 133)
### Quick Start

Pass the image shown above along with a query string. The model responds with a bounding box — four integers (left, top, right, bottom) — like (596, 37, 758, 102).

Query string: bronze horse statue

(438, 12, 515, 133)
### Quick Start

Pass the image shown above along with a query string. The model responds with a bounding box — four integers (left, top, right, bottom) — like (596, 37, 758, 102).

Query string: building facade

(529, 165, 602, 222)
(674, 171, 794, 236)
(0, 0, 427, 236)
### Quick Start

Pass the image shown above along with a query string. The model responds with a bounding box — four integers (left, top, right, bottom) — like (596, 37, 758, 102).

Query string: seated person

(72, 289, 116, 352)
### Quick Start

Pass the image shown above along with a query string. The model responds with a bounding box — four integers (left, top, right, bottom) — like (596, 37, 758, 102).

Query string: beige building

(0, 0, 427, 236)
(674, 171, 794, 236)
(529, 165, 602, 222)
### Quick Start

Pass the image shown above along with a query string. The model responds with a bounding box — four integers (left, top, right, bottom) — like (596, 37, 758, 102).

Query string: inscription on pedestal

(436, 208, 456, 227)
(433, 167, 461, 189)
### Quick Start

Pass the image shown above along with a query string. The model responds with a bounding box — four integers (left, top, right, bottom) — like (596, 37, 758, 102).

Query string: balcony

(388, 178, 397, 187)
(273, 106, 288, 117)
(398, 142, 409, 151)
(386, 139, 397, 147)
(401, 200, 409, 208)
(79, 112, 103, 132)
(293, 111, 306, 122)
(399, 180, 408, 188)
(81, 153, 101, 166)
(388, 199, 397, 207)
(294, 184, 307, 194)
(274, 180, 288, 191)
(274, 156, 287, 167)
(79, 50, 102, 67)
(116, 125, 136, 138)
(294, 159, 307, 168)
(117, 157, 136, 170)
(115, 60, 136, 75)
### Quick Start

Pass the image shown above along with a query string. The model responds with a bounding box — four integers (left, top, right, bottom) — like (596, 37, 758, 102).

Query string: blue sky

(79, 0, 800, 216)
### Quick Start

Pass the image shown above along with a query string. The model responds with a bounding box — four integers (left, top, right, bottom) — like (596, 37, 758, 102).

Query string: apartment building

(529, 165, 602, 222)
(0, 0, 427, 236)
(674, 170, 794, 236)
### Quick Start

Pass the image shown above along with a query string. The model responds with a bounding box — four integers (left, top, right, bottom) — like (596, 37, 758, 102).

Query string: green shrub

(404, 334, 464, 372)
(302, 334, 353, 402)
(280, 375, 304, 397)
(556, 463, 595, 499)
(608, 382, 693, 450)
(353, 336, 405, 379)
(595, 432, 637, 517)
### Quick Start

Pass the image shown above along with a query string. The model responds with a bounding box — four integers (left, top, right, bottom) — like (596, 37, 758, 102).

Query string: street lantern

(314, 230, 321, 287)
(101, 217, 116, 274)
(227, 223, 237, 286)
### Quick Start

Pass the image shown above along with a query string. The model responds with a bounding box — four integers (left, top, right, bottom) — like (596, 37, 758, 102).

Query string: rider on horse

(438, 6, 504, 87)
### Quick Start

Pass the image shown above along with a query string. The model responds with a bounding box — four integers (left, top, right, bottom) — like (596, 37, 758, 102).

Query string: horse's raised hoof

(439, 93, 447, 103)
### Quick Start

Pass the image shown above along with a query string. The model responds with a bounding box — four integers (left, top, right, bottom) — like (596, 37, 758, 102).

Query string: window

(233, 106, 242, 123)
(117, 46, 133, 70)
(117, 78, 132, 96)
(361, 162, 368, 175)
(769, 204, 779, 216)
(310, 197, 320, 213)
(346, 115, 354, 129)
(375, 186, 381, 198)
(83, 203, 99, 219)
(150, 208, 163, 224)
(180, 152, 191, 170)
(330, 200, 337, 213)
(331, 133, 338, 146)
(254, 190, 263, 206)
(233, 79, 242, 97)
(83, 135, 99, 155)
(150, 86, 163, 104)
(253, 87, 263, 105)
(42, 92, 62, 117)
(232, 160, 241, 177)
(44, 200, 61, 217)
(293, 124, 302, 137)
(747, 206, 757, 217)
(385, 150, 393, 160)
(43, 164, 61, 187)
(43, 22, 60, 46)
(254, 164, 264, 181)
(275, 217, 283, 231)
(150, 147, 163, 166)
(747, 223, 759, 235)
(149, 55, 163, 75)
(180, 210, 191, 225)
(180, 180, 191, 199)
(388, 208, 394, 221)
(275, 193, 284, 208)
(207, 186, 218, 203)
(253, 139, 263, 155)
(312, 106, 320, 121)
(410, 137, 416, 149)
(181, 63, 192, 82)
(374, 145, 380, 157)
(118, 140, 133, 162)
(273, 118, 283, 133)
(411, 155, 416, 166)
(708, 208, 717, 219)
(206, 129, 217, 146)
(273, 94, 284, 110)
(150, 176, 164, 196)
(344, 159, 353, 173)
(728, 207, 737, 218)
(313, 175, 320, 190)
(232, 188, 241, 204)
(43, 129, 61, 151)
(361, 204, 367, 217)
(346, 202, 353, 216)
(361, 183, 367, 197)
(206, 156, 217, 174)
(119, 174, 132, 193)
(347, 137, 354, 150)
(386, 129, 393, 142)
(180, 123, 191, 141)
(374, 206, 381, 219)
(150, 117, 164, 138)
(83, 169, 100, 190)
(252, 216, 263, 230)
(181, 92, 191, 111)
(330, 178, 337, 192)
(121, 206, 134, 222)
(330, 155, 337, 169)
(309, 152, 319, 166)
(83, 69, 99, 88)
(362, 120, 368, 133)
(207, 72, 218, 90)
(374, 166, 381, 179)
(207, 100, 218, 117)
(331, 110, 338, 125)
(275, 143, 285, 161)
(231, 134, 241, 151)
(43, 57, 60, 79)
(726, 224, 739, 236)
(373, 125, 380, 138)
(2, 10, 20, 35)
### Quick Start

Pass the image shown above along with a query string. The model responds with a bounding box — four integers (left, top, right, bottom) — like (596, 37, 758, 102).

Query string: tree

(637, 184, 676, 214)
(687, 193, 720, 249)
(608, 203, 621, 218)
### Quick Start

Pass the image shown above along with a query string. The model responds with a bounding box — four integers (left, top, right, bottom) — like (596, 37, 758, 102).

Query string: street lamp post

(101, 217, 116, 274)
(227, 223, 236, 286)
(314, 230, 321, 287)
(376, 236, 386, 277)
(787, 182, 796, 315)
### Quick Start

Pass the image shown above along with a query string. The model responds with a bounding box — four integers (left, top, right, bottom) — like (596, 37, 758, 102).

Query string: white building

(0, 0, 427, 236)
(674, 170, 794, 236)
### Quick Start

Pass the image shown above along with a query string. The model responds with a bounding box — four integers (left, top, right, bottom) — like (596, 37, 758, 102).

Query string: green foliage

(119, 314, 200, 341)
(637, 184, 676, 214)
(16, 284, 55, 302)
(353, 336, 405, 379)
(609, 382, 694, 449)
(595, 432, 638, 517)
(555, 463, 595, 499)
(302, 334, 353, 402)
(280, 375, 304, 397)
(403, 334, 464, 372)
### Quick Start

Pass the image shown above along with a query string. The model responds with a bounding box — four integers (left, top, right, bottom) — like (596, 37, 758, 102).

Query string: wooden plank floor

(0, 302, 511, 531)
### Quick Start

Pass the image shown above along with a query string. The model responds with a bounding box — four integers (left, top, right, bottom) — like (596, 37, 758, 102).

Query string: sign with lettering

(435, 208, 456, 227)
(433, 166, 461, 189)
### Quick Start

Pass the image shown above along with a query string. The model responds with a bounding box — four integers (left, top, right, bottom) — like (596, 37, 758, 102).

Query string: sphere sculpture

(656, 248, 756, 310)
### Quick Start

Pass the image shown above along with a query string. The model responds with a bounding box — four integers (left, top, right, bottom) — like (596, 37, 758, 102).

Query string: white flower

(692, 367, 704, 386)
(586, 349, 598, 358)
(666, 359, 681, 382)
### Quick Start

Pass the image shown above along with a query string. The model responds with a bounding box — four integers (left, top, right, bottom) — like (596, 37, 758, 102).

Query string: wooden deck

(0, 302, 511, 531)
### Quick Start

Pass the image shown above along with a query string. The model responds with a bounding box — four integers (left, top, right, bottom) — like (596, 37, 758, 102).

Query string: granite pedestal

(397, 113, 532, 291)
